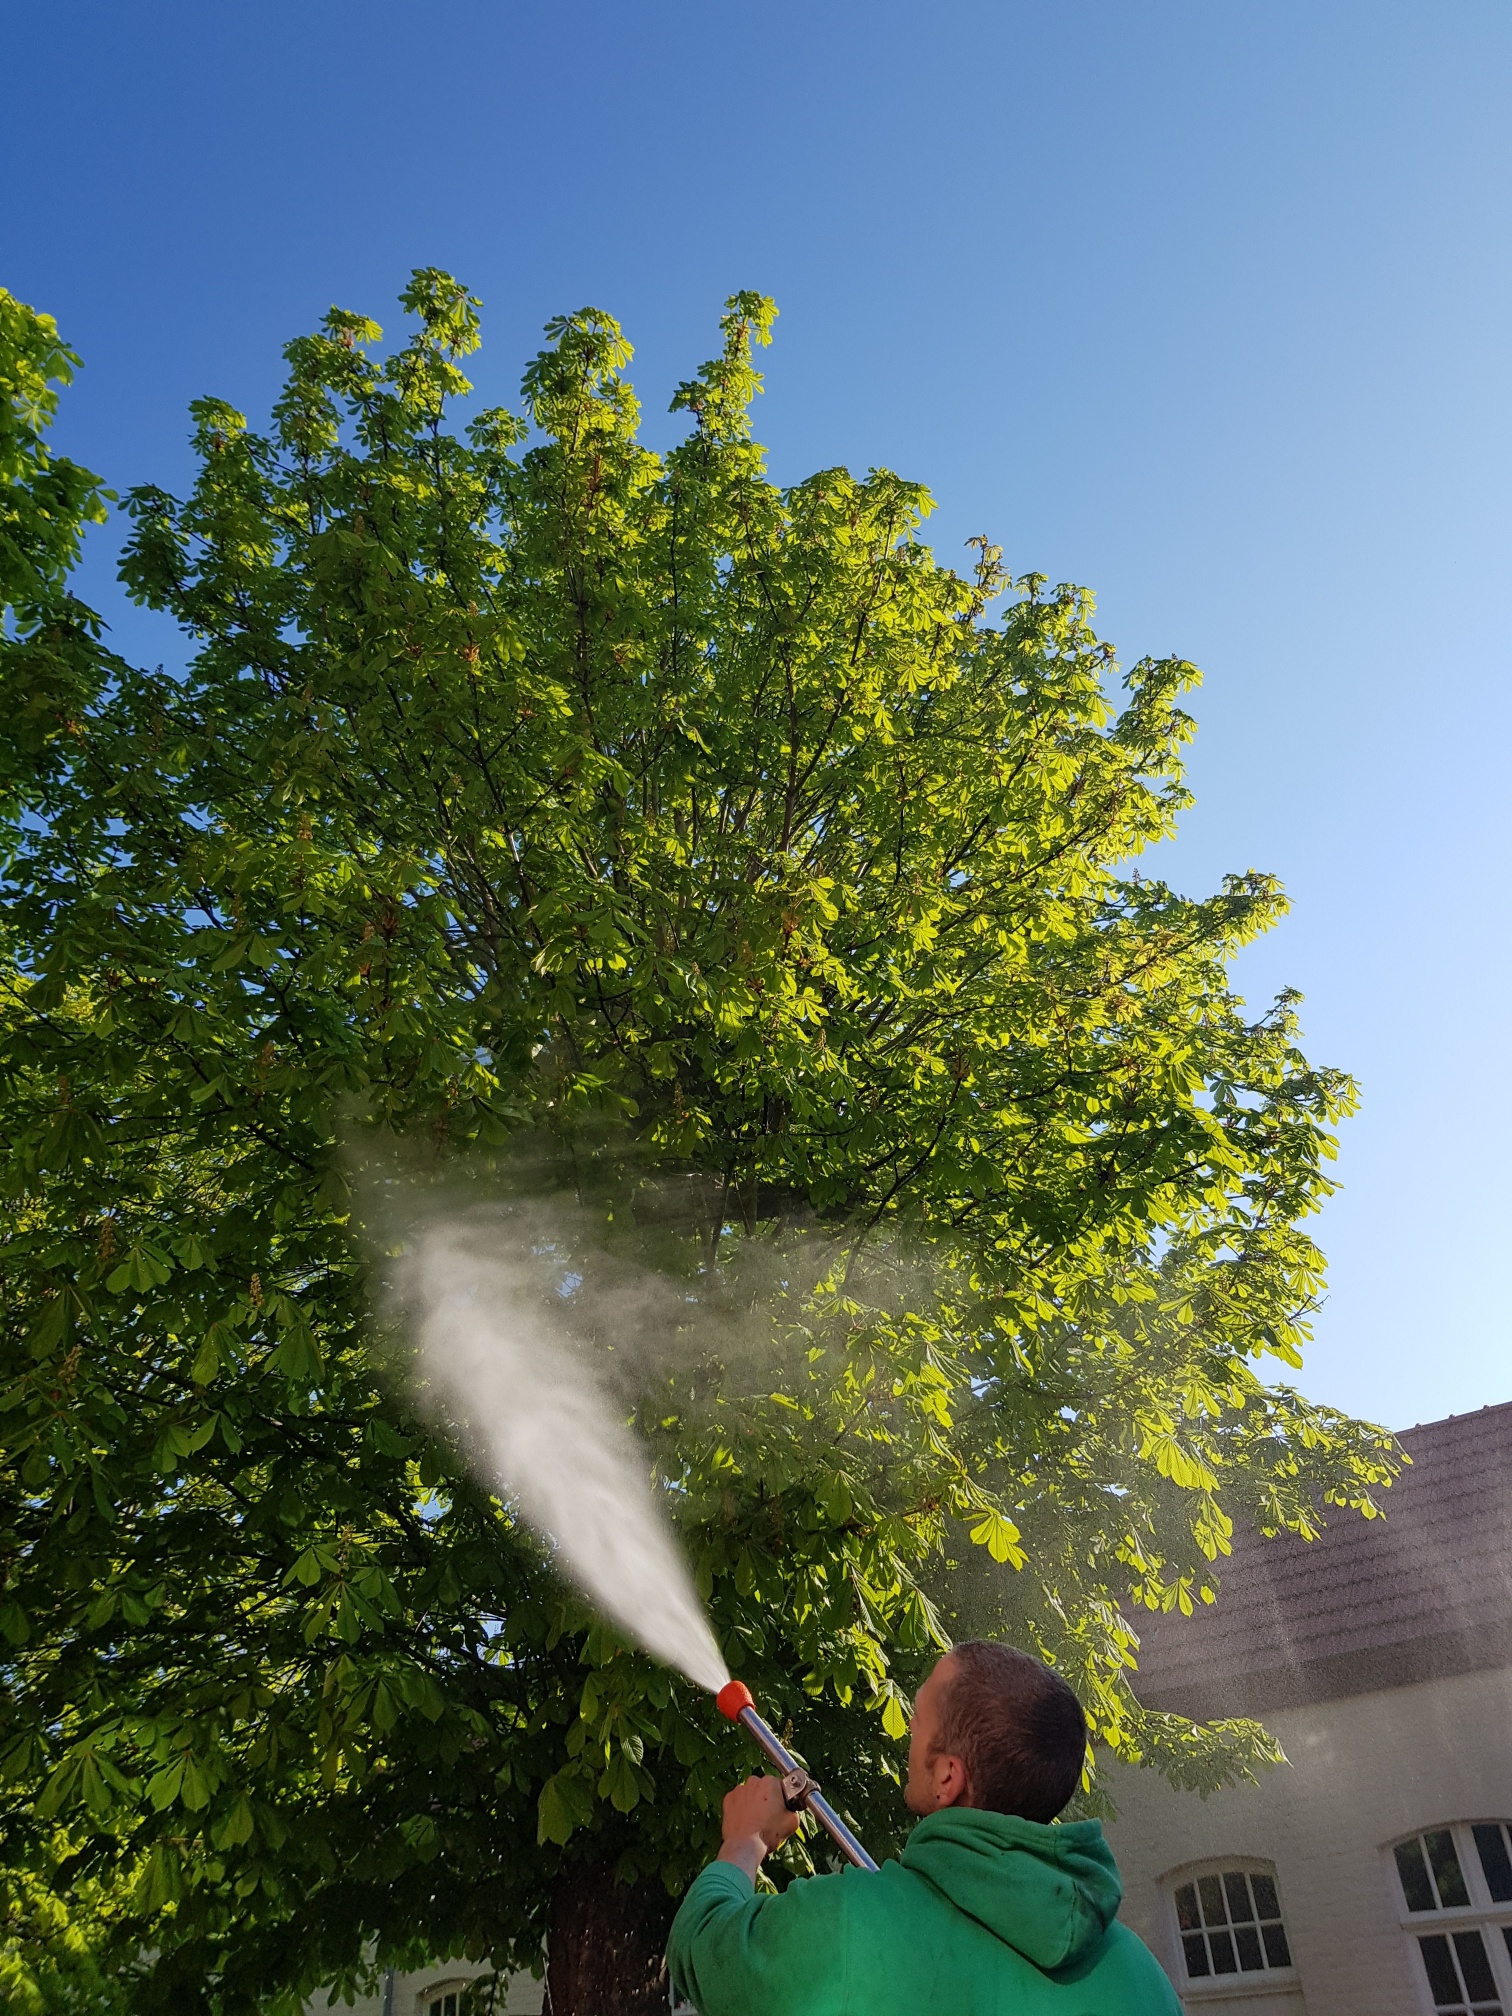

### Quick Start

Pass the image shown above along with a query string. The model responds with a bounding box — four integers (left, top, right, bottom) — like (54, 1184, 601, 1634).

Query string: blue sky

(4, 0, 1508, 1430)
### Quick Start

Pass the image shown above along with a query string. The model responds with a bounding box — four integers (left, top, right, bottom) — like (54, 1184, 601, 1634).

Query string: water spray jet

(392, 1219, 880, 1873)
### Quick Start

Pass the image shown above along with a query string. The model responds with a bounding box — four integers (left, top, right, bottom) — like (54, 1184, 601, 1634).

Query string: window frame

(1388, 1821, 1512, 2016)
(1162, 1856, 1302, 2000)
(417, 1979, 471, 2016)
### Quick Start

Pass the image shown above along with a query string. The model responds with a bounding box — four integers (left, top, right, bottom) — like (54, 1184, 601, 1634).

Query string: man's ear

(937, 1752, 973, 1809)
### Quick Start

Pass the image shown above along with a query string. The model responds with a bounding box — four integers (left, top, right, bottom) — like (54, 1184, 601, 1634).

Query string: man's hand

(717, 1773, 801, 1881)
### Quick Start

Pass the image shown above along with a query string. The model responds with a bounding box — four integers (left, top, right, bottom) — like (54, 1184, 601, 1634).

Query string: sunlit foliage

(0, 278, 1397, 2011)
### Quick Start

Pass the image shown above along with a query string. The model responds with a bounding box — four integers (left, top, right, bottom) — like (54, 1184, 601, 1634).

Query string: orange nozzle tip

(716, 1679, 755, 1721)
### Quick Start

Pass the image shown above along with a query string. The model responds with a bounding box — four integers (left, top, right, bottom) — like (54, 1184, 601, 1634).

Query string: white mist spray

(398, 1221, 729, 1695)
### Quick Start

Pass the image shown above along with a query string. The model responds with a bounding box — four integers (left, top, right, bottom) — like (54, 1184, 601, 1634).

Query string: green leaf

(172, 1232, 215, 1271)
(400, 1813, 440, 1861)
(106, 1243, 174, 1293)
(27, 1291, 73, 1358)
(1142, 1431, 1219, 1491)
(212, 1793, 255, 1849)
(135, 1842, 185, 1913)
(537, 1769, 592, 1846)
(600, 1748, 641, 1813)
(190, 1332, 224, 1384)
(180, 1755, 214, 1811)
(265, 1311, 323, 1383)
(881, 1692, 909, 1740)
(146, 1762, 184, 1811)
(969, 1511, 1027, 1569)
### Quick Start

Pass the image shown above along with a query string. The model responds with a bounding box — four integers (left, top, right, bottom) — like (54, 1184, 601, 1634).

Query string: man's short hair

(933, 1641, 1087, 1823)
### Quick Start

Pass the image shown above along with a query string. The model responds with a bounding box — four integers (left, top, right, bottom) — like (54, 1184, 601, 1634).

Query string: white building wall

(308, 1956, 542, 2016)
(1102, 1664, 1512, 2016)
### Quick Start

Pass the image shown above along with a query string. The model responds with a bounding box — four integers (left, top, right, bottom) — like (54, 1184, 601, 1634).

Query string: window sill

(1399, 1906, 1502, 1929)
(1181, 1970, 1302, 2001)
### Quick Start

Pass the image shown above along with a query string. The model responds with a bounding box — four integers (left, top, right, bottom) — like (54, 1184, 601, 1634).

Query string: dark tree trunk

(545, 1859, 677, 2016)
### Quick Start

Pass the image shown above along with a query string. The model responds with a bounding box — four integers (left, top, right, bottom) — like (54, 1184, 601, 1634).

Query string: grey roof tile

(1131, 1402, 1512, 1712)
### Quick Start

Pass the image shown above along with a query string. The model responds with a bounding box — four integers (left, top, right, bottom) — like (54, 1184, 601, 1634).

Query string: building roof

(1131, 1401, 1512, 1717)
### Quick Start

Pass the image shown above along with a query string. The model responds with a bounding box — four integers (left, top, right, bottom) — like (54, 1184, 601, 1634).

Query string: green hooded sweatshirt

(666, 1809, 1181, 2016)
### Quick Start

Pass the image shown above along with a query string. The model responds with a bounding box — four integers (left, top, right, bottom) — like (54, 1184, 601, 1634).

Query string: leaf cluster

(0, 278, 1398, 2010)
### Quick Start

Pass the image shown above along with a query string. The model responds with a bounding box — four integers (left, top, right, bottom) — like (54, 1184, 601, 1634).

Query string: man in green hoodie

(666, 1642, 1181, 2016)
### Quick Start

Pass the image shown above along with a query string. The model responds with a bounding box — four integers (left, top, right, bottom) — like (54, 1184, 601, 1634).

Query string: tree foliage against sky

(0, 276, 1397, 2014)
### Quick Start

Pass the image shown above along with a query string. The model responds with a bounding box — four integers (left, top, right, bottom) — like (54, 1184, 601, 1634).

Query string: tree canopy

(0, 275, 1397, 2015)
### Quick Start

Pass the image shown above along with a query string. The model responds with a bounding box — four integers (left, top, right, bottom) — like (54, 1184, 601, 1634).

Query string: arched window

(419, 1981, 470, 2016)
(1390, 1822, 1512, 2015)
(1167, 1861, 1296, 1985)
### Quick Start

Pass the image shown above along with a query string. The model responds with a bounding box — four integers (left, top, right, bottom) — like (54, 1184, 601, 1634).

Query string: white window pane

(1398, 1838, 1438, 1913)
(1426, 1830, 1471, 1909)
(1472, 1823, 1512, 1904)
(1418, 1932, 1466, 2008)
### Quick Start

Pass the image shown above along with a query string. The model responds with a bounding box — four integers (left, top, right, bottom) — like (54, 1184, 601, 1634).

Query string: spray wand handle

(716, 1682, 880, 1872)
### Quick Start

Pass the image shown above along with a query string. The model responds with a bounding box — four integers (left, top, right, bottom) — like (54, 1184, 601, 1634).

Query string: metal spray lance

(715, 1680, 879, 1872)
